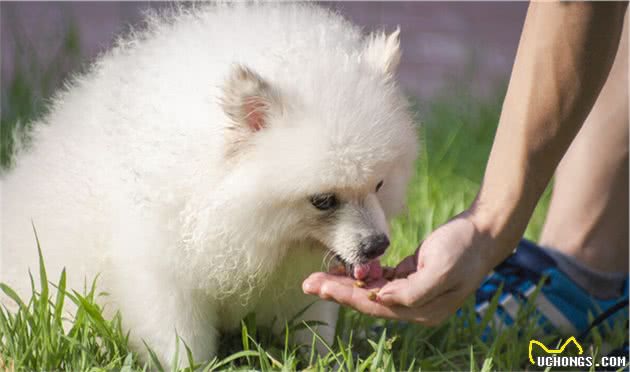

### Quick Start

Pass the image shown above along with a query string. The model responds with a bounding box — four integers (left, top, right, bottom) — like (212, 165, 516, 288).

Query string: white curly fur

(1, 3, 418, 365)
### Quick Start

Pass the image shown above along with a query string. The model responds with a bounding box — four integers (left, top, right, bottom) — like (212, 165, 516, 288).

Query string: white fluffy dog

(1, 3, 417, 365)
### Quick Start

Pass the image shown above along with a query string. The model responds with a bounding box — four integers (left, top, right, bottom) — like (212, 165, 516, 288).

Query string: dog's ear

(364, 27, 401, 77)
(221, 65, 280, 133)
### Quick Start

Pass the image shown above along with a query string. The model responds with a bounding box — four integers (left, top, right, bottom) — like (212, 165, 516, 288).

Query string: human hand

(302, 212, 511, 325)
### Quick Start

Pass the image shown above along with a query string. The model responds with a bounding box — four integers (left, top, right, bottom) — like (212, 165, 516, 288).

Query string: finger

(303, 272, 419, 320)
(377, 269, 442, 308)
(303, 272, 354, 294)
(304, 271, 388, 291)
(406, 289, 464, 326)
(393, 254, 418, 278)
(303, 272, 385, 293)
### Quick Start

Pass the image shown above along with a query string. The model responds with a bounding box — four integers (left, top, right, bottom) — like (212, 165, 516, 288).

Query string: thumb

(393, 243, 422, 278)
(393, 253, 418, 278)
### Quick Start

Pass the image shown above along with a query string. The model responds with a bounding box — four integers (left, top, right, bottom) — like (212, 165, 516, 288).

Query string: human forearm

(471, 2, 627, 262)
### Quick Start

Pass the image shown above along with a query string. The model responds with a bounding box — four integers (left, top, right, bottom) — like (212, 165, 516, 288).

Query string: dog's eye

(310, 193, 338, 211)
(376, 180, 384, 192)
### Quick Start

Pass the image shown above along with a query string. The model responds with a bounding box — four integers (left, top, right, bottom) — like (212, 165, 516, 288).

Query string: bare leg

(540, 14, 628, 273)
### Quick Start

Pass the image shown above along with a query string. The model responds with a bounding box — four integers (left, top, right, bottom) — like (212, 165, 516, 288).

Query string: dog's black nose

(359, 234, 390, 260)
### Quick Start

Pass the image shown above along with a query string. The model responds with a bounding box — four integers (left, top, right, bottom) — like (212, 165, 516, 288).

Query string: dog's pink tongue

(353, 260, 384, 280)
(353, 263, 371, 280)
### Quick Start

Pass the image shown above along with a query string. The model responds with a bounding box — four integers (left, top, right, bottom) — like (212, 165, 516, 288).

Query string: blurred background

(1, 1, 527, 100)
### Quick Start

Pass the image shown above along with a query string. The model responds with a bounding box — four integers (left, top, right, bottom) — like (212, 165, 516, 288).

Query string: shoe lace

(577, 298, 629, 341)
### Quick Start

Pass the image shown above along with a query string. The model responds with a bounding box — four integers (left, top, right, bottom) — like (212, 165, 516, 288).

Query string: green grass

(1, 22, 625, 372)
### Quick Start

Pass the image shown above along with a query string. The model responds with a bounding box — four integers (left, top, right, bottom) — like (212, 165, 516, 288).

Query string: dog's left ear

(221, 65, 280, 133)
(364, 27, 401, 77)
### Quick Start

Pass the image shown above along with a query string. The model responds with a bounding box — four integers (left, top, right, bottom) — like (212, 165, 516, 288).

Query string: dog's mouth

(315, 241, 378, 280)
(329, 253, 374, 280)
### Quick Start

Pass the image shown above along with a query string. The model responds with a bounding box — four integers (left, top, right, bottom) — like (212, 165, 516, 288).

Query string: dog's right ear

(220, 65, 280, 134)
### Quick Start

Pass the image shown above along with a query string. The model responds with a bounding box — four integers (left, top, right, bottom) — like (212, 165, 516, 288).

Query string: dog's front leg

(107, 268, 220, 367)
(292, 299, 339, 355)
(123, 293, 221, 368)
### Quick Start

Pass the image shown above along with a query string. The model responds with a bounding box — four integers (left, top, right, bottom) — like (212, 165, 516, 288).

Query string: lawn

(0, 22, 625, 372)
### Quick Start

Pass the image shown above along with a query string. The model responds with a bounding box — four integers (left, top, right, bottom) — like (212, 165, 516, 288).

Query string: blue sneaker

(475, 239, 628, 337)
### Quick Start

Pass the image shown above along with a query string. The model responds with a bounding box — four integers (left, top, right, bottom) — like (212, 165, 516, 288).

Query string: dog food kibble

(367, 290, 378, 301)
(354, 280, 366, 288)
(330, 264, 346, 275)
